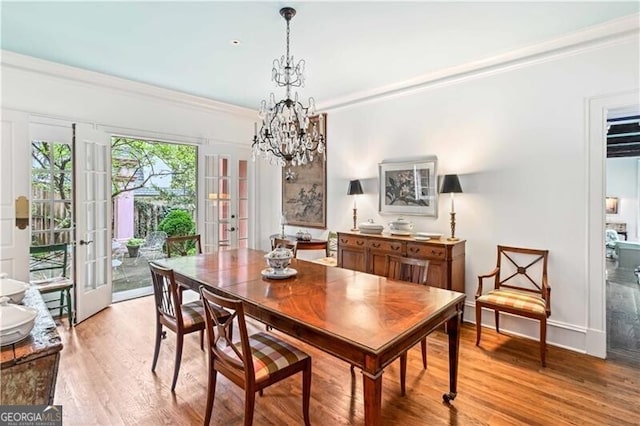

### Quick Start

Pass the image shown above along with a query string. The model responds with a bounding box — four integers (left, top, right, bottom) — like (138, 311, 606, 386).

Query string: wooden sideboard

(337, 231, 466, 293)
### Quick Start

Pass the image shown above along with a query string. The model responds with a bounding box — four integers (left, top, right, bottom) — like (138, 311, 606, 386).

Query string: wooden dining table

(156, 248, 466, 426)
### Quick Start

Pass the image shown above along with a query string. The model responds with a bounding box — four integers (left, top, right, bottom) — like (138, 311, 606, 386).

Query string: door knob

(229, 227, 236, 232)
(79, 240, 93, 245)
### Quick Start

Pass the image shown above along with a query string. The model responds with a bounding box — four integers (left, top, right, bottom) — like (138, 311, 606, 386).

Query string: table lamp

(439, 174, 463, 241)
(347, 180, 364, 231)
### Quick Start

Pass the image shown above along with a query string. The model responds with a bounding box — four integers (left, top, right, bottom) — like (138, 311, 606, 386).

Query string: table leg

(362, 369, 383, 426)
(443, 306, 462, 403)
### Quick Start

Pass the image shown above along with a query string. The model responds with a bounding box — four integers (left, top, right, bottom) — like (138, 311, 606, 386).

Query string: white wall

(257, 35, 640, 354)
(606, 158, 639, 241)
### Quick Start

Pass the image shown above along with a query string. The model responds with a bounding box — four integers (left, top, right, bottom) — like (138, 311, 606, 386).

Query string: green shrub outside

(158, 210, 197, 254)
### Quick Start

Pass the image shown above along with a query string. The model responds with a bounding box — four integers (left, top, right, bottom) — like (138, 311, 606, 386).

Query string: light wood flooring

(55, 295, 640, 425)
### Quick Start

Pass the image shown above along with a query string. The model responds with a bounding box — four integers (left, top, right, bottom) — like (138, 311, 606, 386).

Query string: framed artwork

(605, 196, 619, 214)
(379, 156, 438, 217)
(281, 114, 327, 229)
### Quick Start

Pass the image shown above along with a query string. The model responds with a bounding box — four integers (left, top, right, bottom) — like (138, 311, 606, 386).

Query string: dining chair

(29, 243, 74, 326)
(308, 231, 338, 267)
(385, 255, 430, 396)
(199, 286, 311, 426)
(475, 245, 551, 366)
(149, 262, 232, 391)
(166, 234, 202, 258)
(272, 237, 298, 258)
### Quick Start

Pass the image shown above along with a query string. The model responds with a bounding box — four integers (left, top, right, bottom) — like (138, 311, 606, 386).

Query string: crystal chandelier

(252, 7, 325, 167)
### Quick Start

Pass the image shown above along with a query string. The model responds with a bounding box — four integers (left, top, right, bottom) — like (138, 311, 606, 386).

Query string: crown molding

(320, 13, 640, 112)
(0, 50, 258, 119)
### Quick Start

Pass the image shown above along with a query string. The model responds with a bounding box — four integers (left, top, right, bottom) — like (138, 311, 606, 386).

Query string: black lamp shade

(347, 179, 364, 195)
(440, 174, 463, 194)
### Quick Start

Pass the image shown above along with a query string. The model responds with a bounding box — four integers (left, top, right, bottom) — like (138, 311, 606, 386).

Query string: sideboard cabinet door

(337, 233, 367, 272)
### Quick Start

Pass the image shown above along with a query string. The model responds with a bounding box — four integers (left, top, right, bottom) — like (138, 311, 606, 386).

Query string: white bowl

(0, 297, 37, 346)
(0, 273, 30, 303)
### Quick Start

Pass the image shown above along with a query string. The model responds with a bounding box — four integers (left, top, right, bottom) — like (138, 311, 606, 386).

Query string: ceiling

(1, 2, 639, 111)
(608, 115, 640, 158)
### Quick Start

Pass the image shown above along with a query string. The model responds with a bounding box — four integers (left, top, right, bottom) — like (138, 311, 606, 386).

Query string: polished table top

(156, 248, 465, 425)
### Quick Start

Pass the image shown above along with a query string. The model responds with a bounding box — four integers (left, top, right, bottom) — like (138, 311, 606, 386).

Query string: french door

(200, 147, 252, 252)
(73, 123, 112, 323)
(0, 110, 30, 281)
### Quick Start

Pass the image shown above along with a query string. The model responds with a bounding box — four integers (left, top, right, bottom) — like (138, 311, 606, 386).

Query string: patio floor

(112, 254, 155, 294)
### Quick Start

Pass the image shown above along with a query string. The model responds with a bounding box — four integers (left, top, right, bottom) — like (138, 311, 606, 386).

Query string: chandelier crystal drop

(252, 7, 325, 167)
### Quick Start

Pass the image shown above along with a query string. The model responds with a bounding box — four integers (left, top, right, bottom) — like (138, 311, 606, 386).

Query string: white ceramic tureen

(359, 219, 384, 235)
(0, 273, 30, 304)
(389, 218, 414, 232)
(264, 246, 294, 270)
(0, 296, 38, 346)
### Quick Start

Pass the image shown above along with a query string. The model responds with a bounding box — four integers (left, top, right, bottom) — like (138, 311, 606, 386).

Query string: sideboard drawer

(407, 243, 446, 260)
(339, 235, 367, 248)
(367, 239, 406, 255)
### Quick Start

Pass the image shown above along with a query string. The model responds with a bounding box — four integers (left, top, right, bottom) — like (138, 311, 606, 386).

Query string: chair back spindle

(166, 234, 202, 258)
(385, 255, 429, 285)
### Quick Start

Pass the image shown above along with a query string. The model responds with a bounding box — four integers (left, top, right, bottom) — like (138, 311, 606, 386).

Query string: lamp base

(447, 237, 459, 241)
(352, 207, 358, 233)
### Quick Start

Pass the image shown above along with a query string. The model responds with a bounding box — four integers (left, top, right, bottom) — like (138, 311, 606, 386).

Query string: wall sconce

(347, 180, 364, 231)
(439, 174, 463, 241)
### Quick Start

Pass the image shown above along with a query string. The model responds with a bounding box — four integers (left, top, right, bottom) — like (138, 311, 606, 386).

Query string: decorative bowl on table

(264, 246, 294, 271)
(0, 273, 30, 304)
(0, 296, 38, 346)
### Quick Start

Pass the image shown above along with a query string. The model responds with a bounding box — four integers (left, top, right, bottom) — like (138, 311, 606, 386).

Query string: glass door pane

(201, 152, 250, 251)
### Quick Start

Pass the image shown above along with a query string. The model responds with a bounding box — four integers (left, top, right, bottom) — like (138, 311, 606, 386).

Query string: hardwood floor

(606, 258, 640, 366)
(55, 295, 640, 425)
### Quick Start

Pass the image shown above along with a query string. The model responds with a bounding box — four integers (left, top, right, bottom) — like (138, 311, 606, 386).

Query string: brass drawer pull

(409, 247, 420, 253)
(391, 245, 400, 251)
(356, 241, 364, 246)
(372, 243, 380, 248)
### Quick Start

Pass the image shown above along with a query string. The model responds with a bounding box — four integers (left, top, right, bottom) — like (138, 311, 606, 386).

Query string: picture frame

(379, 156, 438, 217)
(605, 196, 619, 214)
(281, 114, 327, 229)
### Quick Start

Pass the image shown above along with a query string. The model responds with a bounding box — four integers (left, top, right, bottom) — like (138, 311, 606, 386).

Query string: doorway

(110, 137, 197, 302)
(605, 109, 640, 366)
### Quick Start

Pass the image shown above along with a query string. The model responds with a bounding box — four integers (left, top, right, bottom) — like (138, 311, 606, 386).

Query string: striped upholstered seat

(223, 331, 309, 381)
(476, 289, 546, 315)
(180, 301, 230, 328)
(180, 301, 205, 328)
